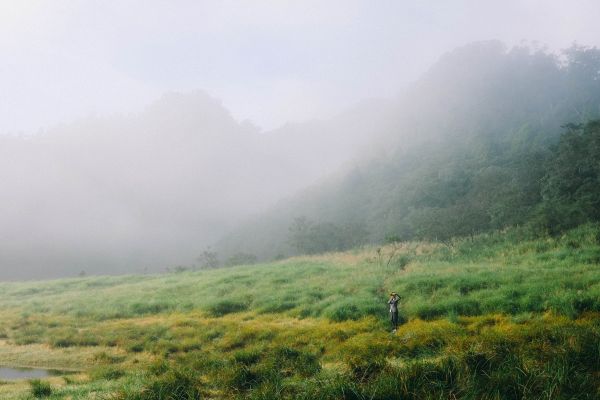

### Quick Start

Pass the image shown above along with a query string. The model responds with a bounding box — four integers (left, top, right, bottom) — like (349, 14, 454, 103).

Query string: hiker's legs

(390, 312, 398, 330)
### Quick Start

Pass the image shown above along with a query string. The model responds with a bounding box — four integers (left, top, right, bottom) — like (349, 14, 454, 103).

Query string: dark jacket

(388, 295, 400, 313)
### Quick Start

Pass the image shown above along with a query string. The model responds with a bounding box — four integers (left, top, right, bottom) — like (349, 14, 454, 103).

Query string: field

(0, 225, 599, 399)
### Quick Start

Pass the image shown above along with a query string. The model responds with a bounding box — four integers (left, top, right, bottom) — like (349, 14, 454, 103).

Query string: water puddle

(0, 366, 72, 380)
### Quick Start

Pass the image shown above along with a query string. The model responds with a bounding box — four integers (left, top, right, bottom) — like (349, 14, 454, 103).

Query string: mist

(0, 91, 393, 279)
(1, 1, 600, 279)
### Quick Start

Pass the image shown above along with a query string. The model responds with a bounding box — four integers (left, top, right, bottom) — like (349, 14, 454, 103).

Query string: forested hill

(215, 41, 600, 263)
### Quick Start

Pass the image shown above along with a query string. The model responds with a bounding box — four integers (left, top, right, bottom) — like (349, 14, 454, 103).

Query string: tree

(537, 120, 600, 233)
(288, 217, 368, 255)
(288, 216, 315, 254)
(197, 247, 219, 269)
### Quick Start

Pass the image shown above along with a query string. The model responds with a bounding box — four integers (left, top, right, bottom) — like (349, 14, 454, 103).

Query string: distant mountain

(4, 41, 599, 278)
(216, 41, 600, 262)
(0, 91, 386, 279)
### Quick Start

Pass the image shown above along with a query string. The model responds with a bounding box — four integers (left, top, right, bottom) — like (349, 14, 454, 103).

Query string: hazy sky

(1, 0, 599, 133)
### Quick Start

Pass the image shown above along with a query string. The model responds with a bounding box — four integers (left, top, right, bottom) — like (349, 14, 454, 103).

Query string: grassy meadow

(0, 225, 599, 399)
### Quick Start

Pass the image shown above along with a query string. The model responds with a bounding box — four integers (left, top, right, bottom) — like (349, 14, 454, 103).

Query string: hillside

(0, 225, 598, 399)
(0, 90, 385, 279)
(216, 42, 600, 262)
(3, 42, 599, 278)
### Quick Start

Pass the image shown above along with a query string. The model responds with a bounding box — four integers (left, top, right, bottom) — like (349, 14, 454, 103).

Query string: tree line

(216, 42, 600, 262)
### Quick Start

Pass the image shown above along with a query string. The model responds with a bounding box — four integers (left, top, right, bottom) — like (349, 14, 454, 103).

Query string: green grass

(0, 224, 599, 398)
(29, 379, 52, 398)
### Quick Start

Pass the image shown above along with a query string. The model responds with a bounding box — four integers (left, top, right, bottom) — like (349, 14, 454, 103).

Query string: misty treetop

(537, 120, 600, 234)
(2, 41, 599, 277)
(217, 42, 600, 261)
(0, 91, 377, 279)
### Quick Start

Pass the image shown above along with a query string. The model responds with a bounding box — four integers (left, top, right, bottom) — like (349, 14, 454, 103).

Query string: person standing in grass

(388, 292, 401, 332)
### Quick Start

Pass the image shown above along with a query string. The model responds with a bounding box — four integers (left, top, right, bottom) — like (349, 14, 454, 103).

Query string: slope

(216, 42, 600, 261)
(0, 225, 599, 398)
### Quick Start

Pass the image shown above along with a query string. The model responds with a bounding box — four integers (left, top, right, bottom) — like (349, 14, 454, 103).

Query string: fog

(0, 91, 393, 278)
(1, 1, 600, 279)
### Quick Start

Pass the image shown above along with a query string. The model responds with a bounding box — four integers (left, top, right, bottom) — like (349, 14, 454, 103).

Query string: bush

(29, 379, 52, 398)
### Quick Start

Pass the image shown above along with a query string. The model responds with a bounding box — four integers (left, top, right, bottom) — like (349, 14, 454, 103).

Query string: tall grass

(29, 379, 52, 398)
(2, 225, 599, 329)
(0, 225, 598, 398)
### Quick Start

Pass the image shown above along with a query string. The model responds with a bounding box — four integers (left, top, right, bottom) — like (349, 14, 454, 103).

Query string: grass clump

(219, 345, 321, 394)
(207, 300, 248, 317)
(91, 365, 126, 381)
(115, 366, 202, 400)
(29, 379, 52, 398)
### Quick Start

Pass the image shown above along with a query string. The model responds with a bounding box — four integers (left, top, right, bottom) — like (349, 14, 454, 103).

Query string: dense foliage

(537, 120, 600, 233)
(217, 42, 600, 261)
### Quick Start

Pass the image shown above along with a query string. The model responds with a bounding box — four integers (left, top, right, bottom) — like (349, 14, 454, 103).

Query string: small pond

(0, 366, 71, 380)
